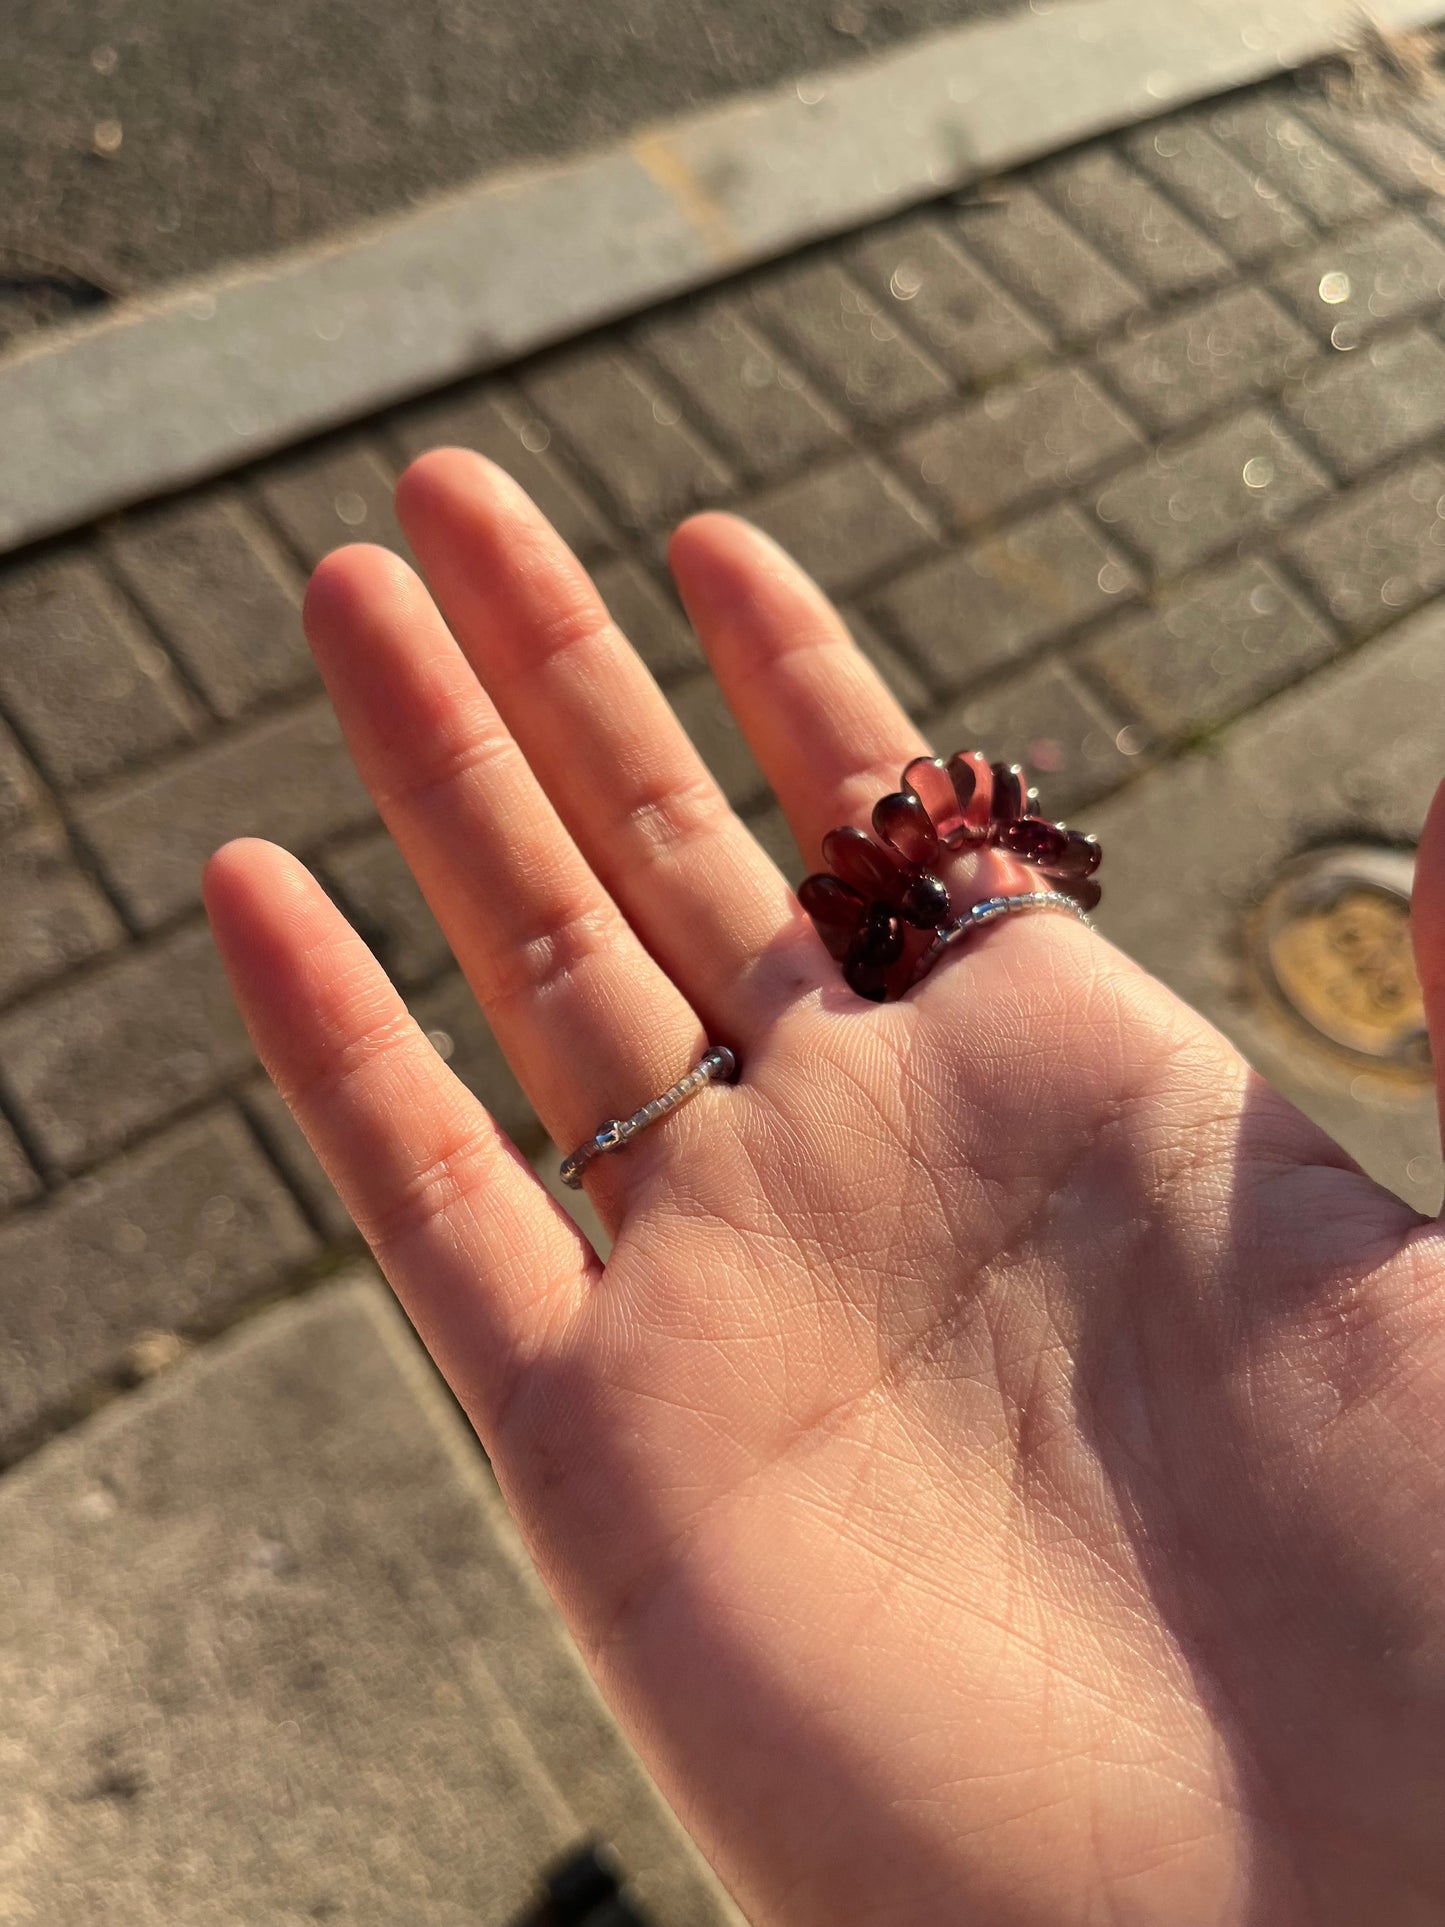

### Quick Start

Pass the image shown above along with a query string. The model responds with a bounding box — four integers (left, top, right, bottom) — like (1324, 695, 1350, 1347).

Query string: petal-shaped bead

(822, 825, 899, 900)
(798, 872, 867, 960)
(1041, 830, 1103, 881)
(844, 955, 893, 1001)
(998, 815, 1070, 867)
(873, 790, 939, 868)
(989, 761, 1026, 828)
(853, 903, 905, 966)
(945, 750, 993, 841)
(901, 757, 968, 846)
(1067, 875, 1103, 913)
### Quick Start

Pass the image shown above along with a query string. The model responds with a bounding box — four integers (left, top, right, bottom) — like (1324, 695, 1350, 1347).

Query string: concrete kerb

(4, 0, 1444, 556)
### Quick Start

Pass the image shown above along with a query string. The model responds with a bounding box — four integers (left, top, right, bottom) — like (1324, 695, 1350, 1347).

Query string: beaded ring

(798, 751, 1102, 1002)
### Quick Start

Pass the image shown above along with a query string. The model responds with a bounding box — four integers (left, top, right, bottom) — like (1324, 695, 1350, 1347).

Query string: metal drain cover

(1251, 844, 1430, 1077)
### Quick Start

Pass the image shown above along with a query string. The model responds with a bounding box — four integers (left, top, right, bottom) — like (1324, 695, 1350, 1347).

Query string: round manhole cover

(1251, 845, 1430, 1077)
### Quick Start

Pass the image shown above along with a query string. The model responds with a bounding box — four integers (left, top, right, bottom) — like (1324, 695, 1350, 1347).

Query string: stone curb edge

(4, 0, 1442, 556)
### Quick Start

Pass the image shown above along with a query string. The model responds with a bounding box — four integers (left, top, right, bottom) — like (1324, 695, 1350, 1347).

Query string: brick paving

(6, 71, 1445, 1455)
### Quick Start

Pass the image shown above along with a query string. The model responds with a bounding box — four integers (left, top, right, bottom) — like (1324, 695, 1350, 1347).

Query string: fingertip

(303, 543, 418, 645)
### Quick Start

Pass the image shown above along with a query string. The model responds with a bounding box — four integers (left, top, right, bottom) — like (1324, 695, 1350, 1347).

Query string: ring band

(908, 891, 1092, 988)
(559, 1045, 738, 1189)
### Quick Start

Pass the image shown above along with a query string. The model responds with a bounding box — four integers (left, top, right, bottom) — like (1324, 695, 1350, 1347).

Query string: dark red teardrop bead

(998, 815, 1070, 867)
(946, 750, 993, 842)
(989, 761, 1026, 828)
(844, 955, 892, 1001)
(1041, 830, 1103, 881)
(798, 873, 868, 961)
(854, 903, 905, 966)
(899, 870, 951, 928)
(822, 825, 898, 901)
(1066, 876, 1103, 913)
(901, 757, 968, 846)
(873, 790, 940, 868)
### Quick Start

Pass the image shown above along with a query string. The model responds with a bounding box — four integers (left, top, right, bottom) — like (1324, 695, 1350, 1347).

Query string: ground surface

(4, 62, 1445, 1923)
(1, 0, 1026, 341)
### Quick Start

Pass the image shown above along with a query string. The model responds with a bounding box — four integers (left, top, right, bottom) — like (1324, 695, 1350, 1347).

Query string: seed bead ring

(799, 749, 1102, 1002)
(560, 1046, 738, 1189)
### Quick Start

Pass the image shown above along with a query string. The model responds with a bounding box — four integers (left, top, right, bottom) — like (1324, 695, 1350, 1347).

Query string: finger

(302, 544, 705, 1187)
(394, 450, 797, 1028)
(204, 839, 592, 1430)
(1412, 775, 1445, 1167)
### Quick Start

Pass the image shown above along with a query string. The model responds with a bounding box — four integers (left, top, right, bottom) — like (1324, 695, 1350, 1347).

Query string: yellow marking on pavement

(631, 134, 741, 264)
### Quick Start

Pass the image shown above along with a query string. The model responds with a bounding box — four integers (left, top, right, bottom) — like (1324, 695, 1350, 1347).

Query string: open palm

(205, 451, 1445, 1927)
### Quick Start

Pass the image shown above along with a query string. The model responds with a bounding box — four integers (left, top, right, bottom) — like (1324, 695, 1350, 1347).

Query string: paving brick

(0, 718, 39, 835)
(1124, 119, 1315, 263)
(1094, 286, 1316, 435)
(387, 380, 617, 562)
(520, 344, 733, 531)
(933, 658, 1135, 813)
(1282, 454, 1445, 635)
(867, 502, 1137, 692)
(240, 1073, 356, 1245)
(1268, 212, 1445, 344)
(0, 553, 196, 789)
(411, 970, 538, 1152)
(75, 697, 375, 931)
(0, 923, 254, 1174)
(841, 610, 932, 715)
(1279, 325, 1445, 478)
(953, 184, 1141, 340)
(256, 436, 409, 569)
(894, 365, 1143, 529)
(634, 290, 846, 482)
(1295, 92, 1445, 199)
(746, 256, 951, 428)
(0, 820, 124, 1005)
(1081, 557, 1337, 738)
(593, 555, 702, 682)
(1094, 409, 1330, 579)
(0, 1113, 38, 1213)
(319, 828, 452, 991)
(740, 456, 935, 595)
(745, 800, 806, 880)
(0, 1276, 732, 1925)
(0, 1109, 316, 1451)
(1206, 93, 1389, 228)
(846, 213, 1052, 384)
(107, 492, 311, 720)
(1035, 145, 1231, 297)
(671, 672, 768, 808)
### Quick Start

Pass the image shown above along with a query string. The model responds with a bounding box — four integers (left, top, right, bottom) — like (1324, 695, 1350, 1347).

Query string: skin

(204, 450, 1445, 1927)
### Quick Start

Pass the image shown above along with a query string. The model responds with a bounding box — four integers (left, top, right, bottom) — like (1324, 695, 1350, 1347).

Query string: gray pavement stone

(0, 554, 197, 789)
(1093, 286, 1316, 435)
(634, 291, 847, 484)
(1090, 601, 1445, 1211)
(1123, 117, 1315, 263)
(671, 673, 769, 809)
(1268, 211, 1445, 344)
(107, 492, 313, 720)
(320, 828, 454, 992)
(0, 1108, 316, 1453)
(1094, 407, 1330, 579)
(953, 184, 1141, 341)
(894, 364, 1144, 528)
(255, 435, 410, 570)
(846, 213, 1053, 385)
(386, 381, 618, 563)
(1034, 144, 1231, 299)
(1295, 91, 1445, 200)
(933, 657, 1136, 812)
(411, 970, 540, 1154)
(1081, 556, 1338, 740)
(1278, 324, 1445, 479)
(74, 697, 376, 932)
(0, 820, 125, 1007)
(0, 1113, 38, 1214)
(593, 555, 703, 683)
(0, 716, 39, 835)
(239, 1074, 357, 1246)
(521, 345, 733, 533)
(746, 256, 952, 428)
(0, 923, 254, 1175)
(740, 456, 935, 595)
(746, 800, 806, 880)
(1282, 453, 1445, 636)
(866, 501, 1137, 692)
(0, 1275, 733, 1925)
(1206, 92, 1389, 229)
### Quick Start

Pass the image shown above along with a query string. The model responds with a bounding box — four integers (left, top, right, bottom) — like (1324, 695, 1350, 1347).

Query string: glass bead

(873, 790, 940, 867)
(1042, 830, 1103, 881)
(899, 871, 951, 928)
(853, 903, 904, 966)
(999, 816, 1069, 867)
(945, 750, 993, 841)
(989, 761, 1025, 828)
(822, 825, 898, 900)
(1067, 876, 1103, 912)
(799, 873, 867, 960)
(844, 955, 892, 1001)
(901, 756, 968, 845)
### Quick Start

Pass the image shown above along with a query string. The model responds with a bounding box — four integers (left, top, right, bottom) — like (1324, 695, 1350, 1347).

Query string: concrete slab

(0, 1273, 733, 1926)
(5, 0, 1444, 555)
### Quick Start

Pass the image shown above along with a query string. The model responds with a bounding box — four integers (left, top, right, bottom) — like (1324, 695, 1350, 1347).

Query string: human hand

(204, 451, 1445, 1927)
